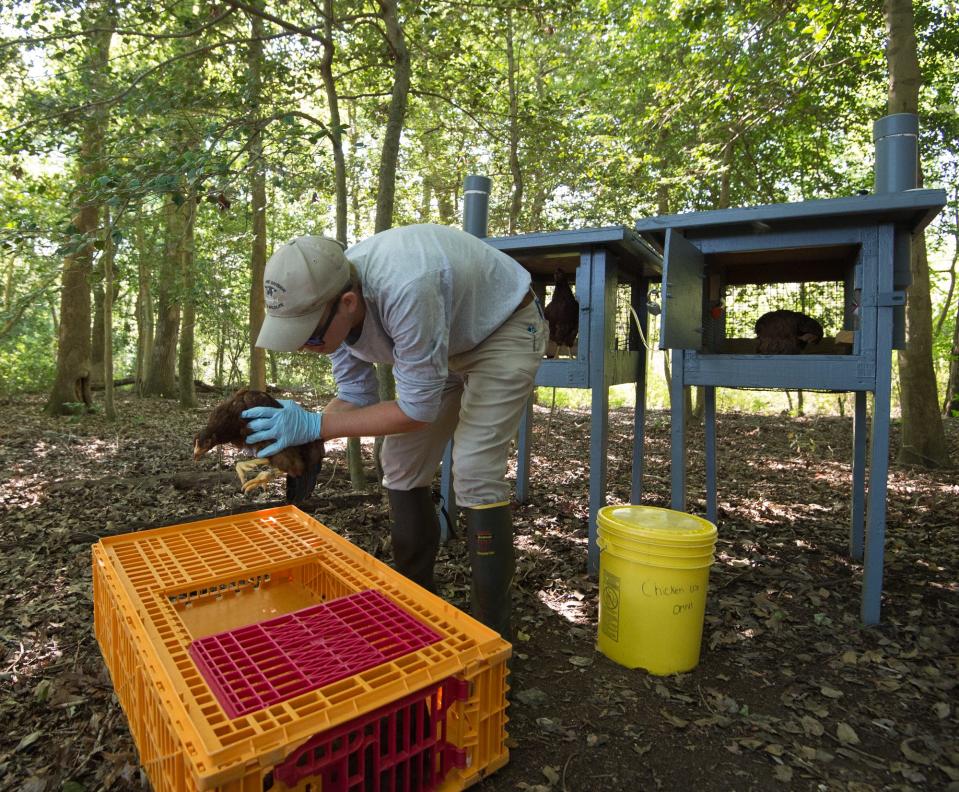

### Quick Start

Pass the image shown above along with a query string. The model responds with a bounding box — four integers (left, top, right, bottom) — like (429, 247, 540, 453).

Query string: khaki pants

(381, 298, 546, 506)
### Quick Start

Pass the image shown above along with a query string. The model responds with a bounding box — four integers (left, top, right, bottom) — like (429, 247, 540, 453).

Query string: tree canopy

(0, 0, 956, 420)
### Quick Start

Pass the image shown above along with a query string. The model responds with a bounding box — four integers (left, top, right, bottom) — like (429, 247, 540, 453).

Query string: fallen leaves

(2, 398, 958, 791)
(836, 722, 860, 745)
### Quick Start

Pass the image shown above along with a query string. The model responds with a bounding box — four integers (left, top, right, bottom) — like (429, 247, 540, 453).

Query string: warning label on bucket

(601, 569, 621, 642)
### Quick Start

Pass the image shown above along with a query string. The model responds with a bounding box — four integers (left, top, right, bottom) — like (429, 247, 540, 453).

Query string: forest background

(1, 0, 958, 467)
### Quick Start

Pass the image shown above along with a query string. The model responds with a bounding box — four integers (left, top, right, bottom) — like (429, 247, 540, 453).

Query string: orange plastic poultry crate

(92, 506, 510, 791)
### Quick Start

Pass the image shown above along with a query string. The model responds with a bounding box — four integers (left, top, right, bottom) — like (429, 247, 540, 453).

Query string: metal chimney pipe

(873, 113, 918, 194)
(463, 175, 491, 237)
(873, 113, 918, 349)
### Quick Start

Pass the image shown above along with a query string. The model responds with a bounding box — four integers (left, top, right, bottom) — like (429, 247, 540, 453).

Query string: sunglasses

(304, 286, 350, 347)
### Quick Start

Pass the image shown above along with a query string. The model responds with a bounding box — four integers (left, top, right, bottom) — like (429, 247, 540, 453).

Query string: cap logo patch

(264, 279, 286, 310)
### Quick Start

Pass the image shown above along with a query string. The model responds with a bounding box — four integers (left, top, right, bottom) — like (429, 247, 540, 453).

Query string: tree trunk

(420, 175, 431, 222)
(436, 183, 455, 224)
(48, 296, 58, 339)
(46, 0, 115, 415)
(528, 185, 547, 232)
(940, 190, 958, 416)
(371, 0, 410, 472)
(345, 102, 364, 241)
(248, 1, 268, 391)
(134, 221, 154, 395)
(373, 0, 410, 234)
(945, 316, 959, 416)
(3, 258, 13, 309)
(102, 207, 117, 420)
(143, 196, 185, 397)
(90, 258, 105, 388)
(215, 315, 226, 387)
(505, 10, 523, 234)
(885, 0, 949, 467)
(178, 194, 197, 408)
(797, 281, 807, 416)
(321, 2, 365, 489)
(322, 0, 348, 244)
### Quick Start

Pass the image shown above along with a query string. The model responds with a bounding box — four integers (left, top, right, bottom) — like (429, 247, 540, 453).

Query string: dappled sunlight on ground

(2, 392, 958, 790)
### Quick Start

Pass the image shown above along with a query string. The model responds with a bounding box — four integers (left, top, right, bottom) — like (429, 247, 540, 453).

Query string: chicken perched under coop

(544, 269, 579, 358)
(754, 309, 824, 354)
(193, 389, 324, 503)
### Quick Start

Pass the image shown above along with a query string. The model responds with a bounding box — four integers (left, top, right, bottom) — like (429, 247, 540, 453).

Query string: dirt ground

(0, 391, 957, 792)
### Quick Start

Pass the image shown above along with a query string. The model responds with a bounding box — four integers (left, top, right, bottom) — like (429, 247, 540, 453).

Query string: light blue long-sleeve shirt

(329, 224, 531, 423)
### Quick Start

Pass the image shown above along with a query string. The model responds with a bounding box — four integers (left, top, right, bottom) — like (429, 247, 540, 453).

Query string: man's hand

(242, 400, 323, 457)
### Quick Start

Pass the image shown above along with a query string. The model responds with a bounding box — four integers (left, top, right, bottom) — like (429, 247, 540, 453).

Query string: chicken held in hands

(193, 389, 324, 503)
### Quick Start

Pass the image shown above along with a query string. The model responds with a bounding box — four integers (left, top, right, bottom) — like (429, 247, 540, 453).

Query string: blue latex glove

(242, 399, 323, 457)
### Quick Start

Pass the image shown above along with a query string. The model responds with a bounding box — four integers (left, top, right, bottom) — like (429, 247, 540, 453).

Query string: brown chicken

(193, 389, 324, 503)
(544, 269, 579, 358)
(754, 310, 824, 354)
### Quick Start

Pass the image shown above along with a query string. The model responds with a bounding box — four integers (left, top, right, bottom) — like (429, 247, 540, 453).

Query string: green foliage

(0, 0, 955, 412)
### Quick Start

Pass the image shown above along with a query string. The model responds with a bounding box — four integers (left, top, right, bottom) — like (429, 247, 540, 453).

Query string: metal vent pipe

(873, 113, 918, 349)
(463, 175, 491, 237)
(874, 113, 918, 194)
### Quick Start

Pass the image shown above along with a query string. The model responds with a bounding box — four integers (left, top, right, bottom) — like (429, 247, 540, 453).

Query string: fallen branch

(71, 491, 382, 541)
(90, 377, 136, 390)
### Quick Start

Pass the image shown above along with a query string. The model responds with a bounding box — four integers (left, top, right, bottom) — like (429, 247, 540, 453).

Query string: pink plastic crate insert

(274, 678, 469, 790)
(189, 589, 442, 718)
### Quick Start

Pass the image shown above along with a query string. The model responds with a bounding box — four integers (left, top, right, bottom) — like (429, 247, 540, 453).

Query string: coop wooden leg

(631, 362, 647, 503)
(850, 391, 867, 561)
(589, 366, 609, 577)
(704, 386, 717, 525)
(587, 246, 609, 577)
(671, 350, 687, 512)
(440, 442, 456, 542)
(862, 281, 895, 625)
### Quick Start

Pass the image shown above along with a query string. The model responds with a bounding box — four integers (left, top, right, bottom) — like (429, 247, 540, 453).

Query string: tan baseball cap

(255, 236, 351, 351)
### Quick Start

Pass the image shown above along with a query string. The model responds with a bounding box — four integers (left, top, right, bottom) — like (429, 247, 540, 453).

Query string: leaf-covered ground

(1, 391, 957, 792)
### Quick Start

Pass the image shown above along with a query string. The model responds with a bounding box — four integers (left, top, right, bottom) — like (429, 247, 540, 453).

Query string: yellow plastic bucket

(597, 505, 717, 674)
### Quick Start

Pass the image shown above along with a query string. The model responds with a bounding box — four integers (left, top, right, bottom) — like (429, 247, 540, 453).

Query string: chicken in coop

(193, 389, 324, 503)
(544, 269, 579, 358)
(754, 309, 824, 354)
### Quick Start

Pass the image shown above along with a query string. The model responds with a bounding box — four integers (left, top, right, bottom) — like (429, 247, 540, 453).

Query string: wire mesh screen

(614, 283, 637, 351)
(723, 281, 846, 338)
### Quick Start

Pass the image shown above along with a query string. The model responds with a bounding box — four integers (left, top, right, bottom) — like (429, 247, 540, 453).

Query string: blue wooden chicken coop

(443, 178, 663, 574)
(487, 227, 663, 575)
(635, 178, 946, 624)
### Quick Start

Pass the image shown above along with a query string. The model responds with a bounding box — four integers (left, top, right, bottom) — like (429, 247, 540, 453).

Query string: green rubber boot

(387, 487, 440, 593)
(465, 503, 515, 641)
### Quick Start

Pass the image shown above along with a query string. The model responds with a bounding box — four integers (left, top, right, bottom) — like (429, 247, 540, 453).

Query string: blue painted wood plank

(682, 355, 875, 391)
(636, 189, 946, 247)
(488, 226, 662, 276)
(661, 229, 706, 350)
(694, 226, 867, 255)
(671, 349, 686, 512)
(631, 281, 649, 504)
(704, 386, 717, 525)
(861, 226, 896, 626)
(851, 391, 867, 560)
(588, 249, 610, 575)
(440, 442, 456, 542)
(535, 360, 590, 388)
